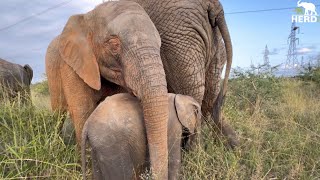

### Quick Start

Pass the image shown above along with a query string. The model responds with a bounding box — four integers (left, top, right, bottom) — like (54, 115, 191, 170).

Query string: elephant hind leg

(202, 81, 239, 149)
(210, 100, 239, 149)
(202, 44, 239, 149)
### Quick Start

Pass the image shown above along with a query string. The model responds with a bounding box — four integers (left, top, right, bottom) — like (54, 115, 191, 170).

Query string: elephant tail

(81, 120, 89, 180)
(208, 1, 233, 120)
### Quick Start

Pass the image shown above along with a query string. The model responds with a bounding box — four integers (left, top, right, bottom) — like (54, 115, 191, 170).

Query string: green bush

(31, 79, 49, 96)
(228, 64, 281, 115)
(298, 67, 320, 86)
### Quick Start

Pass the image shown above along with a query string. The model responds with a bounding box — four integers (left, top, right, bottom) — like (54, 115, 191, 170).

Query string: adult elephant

(122, 0, 239, 148)
(45, 1, 169, 178)
(0, 58, 33, 102)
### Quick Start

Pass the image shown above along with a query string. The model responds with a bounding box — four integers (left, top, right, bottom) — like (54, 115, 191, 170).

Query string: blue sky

(222, 0, 320, 67)
(0, 0, 319, 83)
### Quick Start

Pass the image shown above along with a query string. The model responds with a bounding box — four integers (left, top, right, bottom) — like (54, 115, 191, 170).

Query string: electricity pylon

(286, 22, 300, 68)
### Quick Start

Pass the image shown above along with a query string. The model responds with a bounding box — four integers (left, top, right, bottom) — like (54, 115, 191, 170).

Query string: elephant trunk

(123, 47, 169, 179)
(297, 0, 301, 6)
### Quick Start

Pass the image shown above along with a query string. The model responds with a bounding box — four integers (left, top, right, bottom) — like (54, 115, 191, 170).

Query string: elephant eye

(104, 35, 121, 56)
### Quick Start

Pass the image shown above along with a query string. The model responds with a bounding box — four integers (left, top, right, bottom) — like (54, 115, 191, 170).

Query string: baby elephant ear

(175, 94, 202, 134)
(59, 15, 101, 90)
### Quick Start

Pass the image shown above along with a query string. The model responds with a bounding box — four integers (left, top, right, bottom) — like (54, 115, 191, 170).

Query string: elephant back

(87, 93, 147, 169)
(0, 59, 23, 88)
(0, 58, 32, 101)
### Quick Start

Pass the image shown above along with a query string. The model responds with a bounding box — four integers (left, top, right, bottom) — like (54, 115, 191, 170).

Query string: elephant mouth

(109, 67, 122, 73)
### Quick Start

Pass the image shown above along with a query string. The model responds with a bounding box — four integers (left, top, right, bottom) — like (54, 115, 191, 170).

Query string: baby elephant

(81, 93, 201, 180)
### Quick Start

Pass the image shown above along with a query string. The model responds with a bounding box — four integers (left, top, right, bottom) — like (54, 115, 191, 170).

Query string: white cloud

(297, 47, 313, 54)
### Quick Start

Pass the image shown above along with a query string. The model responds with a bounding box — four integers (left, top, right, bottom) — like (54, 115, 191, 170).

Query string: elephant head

(173, 94, 202, 150)
(58, 2, 168, 178)
(23, 64, 33, 85)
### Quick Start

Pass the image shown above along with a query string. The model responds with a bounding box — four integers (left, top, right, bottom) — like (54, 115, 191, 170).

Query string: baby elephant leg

(168, 136, 182, 180)
(91, 149, 103, 180)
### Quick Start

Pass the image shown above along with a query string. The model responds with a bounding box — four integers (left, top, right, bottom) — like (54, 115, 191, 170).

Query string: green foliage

(298, 67, 320, 86)
(228, 64, 281, 115)
(31, 78, 49, 96)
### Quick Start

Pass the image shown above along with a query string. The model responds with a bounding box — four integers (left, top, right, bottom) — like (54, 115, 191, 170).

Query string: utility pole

(286, 22, 300, 68)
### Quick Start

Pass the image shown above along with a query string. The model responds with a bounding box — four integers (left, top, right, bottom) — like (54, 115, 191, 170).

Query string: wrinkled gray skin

(121, 0, 238, 148)
(81, 93, 201, 180)
(0, 58, 33, 102)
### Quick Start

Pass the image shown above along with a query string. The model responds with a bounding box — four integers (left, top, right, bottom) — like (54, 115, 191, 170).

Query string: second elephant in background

(81, 93, 201, 180)
(0, 58, 33, 103)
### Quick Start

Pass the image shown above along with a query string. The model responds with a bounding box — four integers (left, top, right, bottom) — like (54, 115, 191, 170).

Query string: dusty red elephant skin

(46, 1, 169, 179)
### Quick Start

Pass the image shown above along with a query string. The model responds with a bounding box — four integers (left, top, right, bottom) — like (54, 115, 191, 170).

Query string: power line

(0, 0, 72, 32)
(0, 2, 319, 31)
(225, 5, 320, 15)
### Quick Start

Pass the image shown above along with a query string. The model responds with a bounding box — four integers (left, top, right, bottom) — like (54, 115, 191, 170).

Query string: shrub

(298, 67, 320, 86)
(228, 64, 281, 115)
(31, 79, 49, 96)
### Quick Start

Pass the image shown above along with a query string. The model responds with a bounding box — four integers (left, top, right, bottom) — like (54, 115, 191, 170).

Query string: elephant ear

(23, 64, 33, 85)
(59, 15, 101, 90)
(174, 94, 201, 134)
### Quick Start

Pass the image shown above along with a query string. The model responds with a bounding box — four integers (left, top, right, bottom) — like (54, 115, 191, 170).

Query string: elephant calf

(81, 93, 201, 180)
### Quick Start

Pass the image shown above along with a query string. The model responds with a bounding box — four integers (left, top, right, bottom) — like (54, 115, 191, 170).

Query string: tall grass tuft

(0, 88, 81, 179)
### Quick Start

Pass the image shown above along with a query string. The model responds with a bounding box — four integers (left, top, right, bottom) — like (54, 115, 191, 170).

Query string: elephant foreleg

(60, 62, 99, 144)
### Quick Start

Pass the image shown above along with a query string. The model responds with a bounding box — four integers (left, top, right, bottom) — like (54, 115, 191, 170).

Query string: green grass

(1, 78, 320, 179)
(181, 79, 320, 179)
(0, 87, 81, 179)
